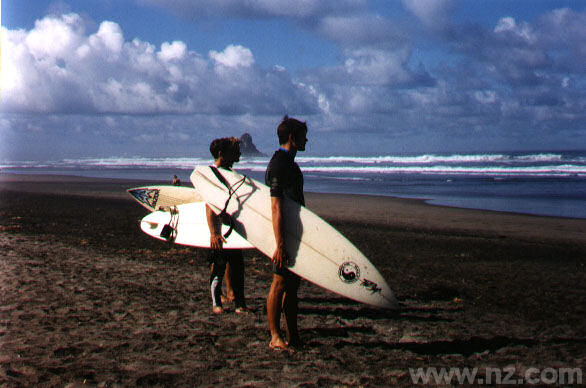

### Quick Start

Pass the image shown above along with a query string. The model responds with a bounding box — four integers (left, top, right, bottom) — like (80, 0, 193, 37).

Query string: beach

(1, 174, 585, 386)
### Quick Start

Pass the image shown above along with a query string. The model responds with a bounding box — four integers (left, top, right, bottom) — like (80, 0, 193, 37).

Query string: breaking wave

(2, 151, 585, 178)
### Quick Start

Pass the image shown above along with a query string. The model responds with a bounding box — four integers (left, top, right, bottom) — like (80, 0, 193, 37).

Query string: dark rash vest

(265, 149, 304, 206)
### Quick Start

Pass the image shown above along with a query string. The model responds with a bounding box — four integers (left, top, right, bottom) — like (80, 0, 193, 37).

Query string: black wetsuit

(265, 148, 304, 206)
(207, 166, 246, 310)
(265, 148, 304, 276)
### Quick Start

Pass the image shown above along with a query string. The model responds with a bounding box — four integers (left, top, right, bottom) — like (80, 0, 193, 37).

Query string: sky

(1, 0, 585, 160)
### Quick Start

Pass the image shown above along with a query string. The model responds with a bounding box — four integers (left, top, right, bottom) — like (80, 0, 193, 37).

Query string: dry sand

(0, 174, 585, 387)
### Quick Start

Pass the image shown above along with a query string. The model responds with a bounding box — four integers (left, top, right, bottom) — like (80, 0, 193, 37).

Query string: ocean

(2, 150, 586, 219)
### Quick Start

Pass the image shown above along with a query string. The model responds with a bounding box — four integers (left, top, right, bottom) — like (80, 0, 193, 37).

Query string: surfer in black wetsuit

(206, 137, 248, 314)
(265, 115, 308, 351)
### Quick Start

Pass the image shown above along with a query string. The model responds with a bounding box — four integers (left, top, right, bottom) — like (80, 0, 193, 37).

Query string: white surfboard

(191, 165, 398, 309)
(140, 202, 253, 249)
(127, 185, 202, 211)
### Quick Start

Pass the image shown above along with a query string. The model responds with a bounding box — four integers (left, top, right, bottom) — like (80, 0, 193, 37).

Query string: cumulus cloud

(301, 6, 585, 140)
(158, 41, 187, 61)
(24, 13, 86, 59)
(2, 5, 585, 159)
(449, 8, 586, 94)
(1, 13, 316, 115)
(428, 9, 586, 138)
(342, 48, 422, 86)
(303, 45, 434, 98)
(90, 21, 124, 54)
(209, 45, 254, 68)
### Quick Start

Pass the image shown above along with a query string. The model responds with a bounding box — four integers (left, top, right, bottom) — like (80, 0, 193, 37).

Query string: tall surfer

(265, 116, 308, 350)
(206, 137, 248, 314)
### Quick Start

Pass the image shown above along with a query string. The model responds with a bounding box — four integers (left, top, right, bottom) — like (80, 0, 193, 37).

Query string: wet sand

(1, 174, 585, 386)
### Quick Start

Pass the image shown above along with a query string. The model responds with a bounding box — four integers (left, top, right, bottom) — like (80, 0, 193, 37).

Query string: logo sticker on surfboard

(338, 262, 360, 284)
(128, 188, 160, 209)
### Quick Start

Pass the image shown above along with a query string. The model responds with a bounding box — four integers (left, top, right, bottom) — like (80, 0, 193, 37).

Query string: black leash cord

(209, 166, 247, 238)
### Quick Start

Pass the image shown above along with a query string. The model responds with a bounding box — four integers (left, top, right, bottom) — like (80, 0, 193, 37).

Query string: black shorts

(208, 249, 243, 267)
(271, 261, 301, 281)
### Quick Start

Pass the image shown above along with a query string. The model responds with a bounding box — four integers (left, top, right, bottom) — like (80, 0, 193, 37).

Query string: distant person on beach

(206, 137, 248, 314)
(265, 115, 308, 350)
(172, 175, 181, 186)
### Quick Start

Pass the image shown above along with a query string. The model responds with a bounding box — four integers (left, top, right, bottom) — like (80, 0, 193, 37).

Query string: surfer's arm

(270, 196, 288, 267)
(206, 204, 225, 249)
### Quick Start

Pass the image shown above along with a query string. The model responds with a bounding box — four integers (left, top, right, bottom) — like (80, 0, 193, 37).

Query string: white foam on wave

(299, 164, 586, 177)
(230, 164, 586, 177)
(296, 152, 572, 165)
(296, 154, 510, 164)
(3, 152, 585, 178)
(515, 153, 563, 162)
(60, 157, 207, 169)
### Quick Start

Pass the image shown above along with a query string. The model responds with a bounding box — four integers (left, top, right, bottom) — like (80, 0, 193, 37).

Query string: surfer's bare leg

(268, 274, 288, 349)
(283, 274, 301, 347)
(222, 262, 235, 303)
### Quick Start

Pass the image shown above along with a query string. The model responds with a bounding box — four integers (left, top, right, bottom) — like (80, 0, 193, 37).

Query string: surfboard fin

(142, 221, 158, 230)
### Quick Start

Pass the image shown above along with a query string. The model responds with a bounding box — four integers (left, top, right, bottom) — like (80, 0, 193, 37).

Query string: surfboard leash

(209, 166, 247, 239)
(160, 205, 179, 242)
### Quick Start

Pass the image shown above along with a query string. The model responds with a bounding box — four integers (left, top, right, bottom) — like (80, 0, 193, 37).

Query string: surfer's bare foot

(212, 306, 224, 314)
(235, 307, 251, 314)
(269, 336, 289, 351)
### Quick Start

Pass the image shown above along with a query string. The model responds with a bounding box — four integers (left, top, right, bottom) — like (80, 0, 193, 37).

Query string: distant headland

(239, 133, 265, 156)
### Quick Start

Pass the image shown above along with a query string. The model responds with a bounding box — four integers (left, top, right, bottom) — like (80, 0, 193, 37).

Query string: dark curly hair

(209, 137, 240, 159)
(277, 115, 307, 145)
